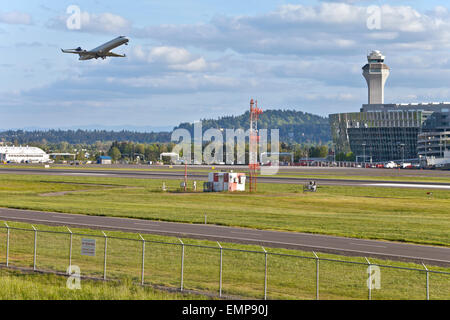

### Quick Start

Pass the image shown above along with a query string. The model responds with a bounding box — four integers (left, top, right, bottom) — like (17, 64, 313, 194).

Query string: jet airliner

(61, 36, 129, 60)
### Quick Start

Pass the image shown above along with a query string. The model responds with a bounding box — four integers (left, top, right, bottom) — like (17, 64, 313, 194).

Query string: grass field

(0, 174, 448, 246)
(0, 221, 448, 300)
(0, 268, 207, 300)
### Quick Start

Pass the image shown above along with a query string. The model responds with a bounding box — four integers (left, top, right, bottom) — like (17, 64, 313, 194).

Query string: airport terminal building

(330, 51, 450, 163)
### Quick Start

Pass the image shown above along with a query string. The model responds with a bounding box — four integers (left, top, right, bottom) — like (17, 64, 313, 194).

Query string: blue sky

(2, 0, 450, 130)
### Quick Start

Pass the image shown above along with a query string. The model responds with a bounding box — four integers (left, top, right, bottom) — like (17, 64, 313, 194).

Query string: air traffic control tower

(362, 50, 390, 104)
(330, 50, 450, 163)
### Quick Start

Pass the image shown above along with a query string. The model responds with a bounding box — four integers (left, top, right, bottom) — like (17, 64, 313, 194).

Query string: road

(1, 167, 450, 189)
(0, 207, 449, 267)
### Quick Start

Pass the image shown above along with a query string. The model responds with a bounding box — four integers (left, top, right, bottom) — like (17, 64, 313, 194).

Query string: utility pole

(184, 162, 187, 192)
(399, 143, 405, 164)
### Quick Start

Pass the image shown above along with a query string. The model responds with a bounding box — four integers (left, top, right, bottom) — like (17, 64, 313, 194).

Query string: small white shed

(205, 172, 246, 192)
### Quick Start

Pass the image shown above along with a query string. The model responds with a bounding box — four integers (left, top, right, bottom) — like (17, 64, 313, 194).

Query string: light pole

(333, 143, 336, 163)
(362, 143, 366, 167)
(399, 143, 405, 164)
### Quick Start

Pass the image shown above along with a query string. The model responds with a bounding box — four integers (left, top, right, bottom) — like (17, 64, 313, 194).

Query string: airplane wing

(105, 51, 126, 58)
(61, 48, 92, 55)
(61, 49, 82, 54)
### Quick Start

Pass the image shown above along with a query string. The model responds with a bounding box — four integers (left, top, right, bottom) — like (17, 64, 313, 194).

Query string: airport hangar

(0, 146, 49, 163)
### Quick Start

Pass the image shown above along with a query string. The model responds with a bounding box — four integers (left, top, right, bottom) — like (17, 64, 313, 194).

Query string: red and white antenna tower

(249, 99, 263, 192)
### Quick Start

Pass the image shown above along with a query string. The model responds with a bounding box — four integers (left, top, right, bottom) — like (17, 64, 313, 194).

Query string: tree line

(0, 110, 331, 146)
(0, 129, 172, 145)
(108, 141, 332, 163)
(108, 141, 176, 162)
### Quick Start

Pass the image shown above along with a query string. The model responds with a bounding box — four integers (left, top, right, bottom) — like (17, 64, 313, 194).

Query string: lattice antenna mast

(249, 99, 262, 192)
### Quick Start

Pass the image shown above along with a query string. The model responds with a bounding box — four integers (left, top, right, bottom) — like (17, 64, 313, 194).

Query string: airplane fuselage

(90, 36, 129, 56)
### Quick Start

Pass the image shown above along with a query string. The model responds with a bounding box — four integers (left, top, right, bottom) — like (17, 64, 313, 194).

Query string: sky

(2, 0, 450, 130)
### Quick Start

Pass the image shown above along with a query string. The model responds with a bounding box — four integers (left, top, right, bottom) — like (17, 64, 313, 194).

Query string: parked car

(384, 161, 397, 169)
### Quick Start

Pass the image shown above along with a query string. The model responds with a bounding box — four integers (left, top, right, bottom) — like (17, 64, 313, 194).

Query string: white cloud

(170, 57, 208, 72)
(0, 11, 32, 25)
(136, 46, 193, 64)
(131, 45, 217, 72)
(275, 3, 364, 24)
(132, 3, 450, 57)
(107, 73, 240, 92)
(379, 5, 425, 32)
(48, 11, 131, 34)
(79, 12, 131, 34)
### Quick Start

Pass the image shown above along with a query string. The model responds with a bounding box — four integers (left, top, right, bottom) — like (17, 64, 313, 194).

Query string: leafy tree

(345, 152, 356, 161)
(335, 152, 347, 161)
(108, 147, 121, 161)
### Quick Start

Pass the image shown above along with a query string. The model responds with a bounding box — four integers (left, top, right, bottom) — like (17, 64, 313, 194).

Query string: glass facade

(417, 130, 450, 158)
(330, 110, 430, 162)
(330, 105, 450, 162)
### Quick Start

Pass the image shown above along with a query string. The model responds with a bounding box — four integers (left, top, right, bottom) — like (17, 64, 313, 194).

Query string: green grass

(0, 174, 448, 246)
(0, 221, 448, 300)
(0, 268, 207, 300)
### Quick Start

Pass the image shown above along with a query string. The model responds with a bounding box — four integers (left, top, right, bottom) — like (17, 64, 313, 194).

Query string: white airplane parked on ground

(61, 36, 129, 60)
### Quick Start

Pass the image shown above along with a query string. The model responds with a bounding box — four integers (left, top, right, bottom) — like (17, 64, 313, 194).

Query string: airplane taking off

(61, 36, 129, 60)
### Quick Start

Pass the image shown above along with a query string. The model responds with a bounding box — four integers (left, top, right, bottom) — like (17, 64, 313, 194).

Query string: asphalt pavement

(0, 207, 448, 267)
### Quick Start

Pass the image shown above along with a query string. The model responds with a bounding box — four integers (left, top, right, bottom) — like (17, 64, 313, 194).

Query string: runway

(1, 167, 450, 189)
(0, 207, 449, 267)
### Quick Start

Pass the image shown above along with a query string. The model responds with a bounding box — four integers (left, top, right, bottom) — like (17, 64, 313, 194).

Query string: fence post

(67, 227, 73, 273)
(422, 263, 429, 300)
(365, 257, 371, 300)
(4, 222, 10, 267)
(32, 225, 37, 271)
(262, 246, 268, 300)
(140, 234, 145, 286)
(313, 251, 319, 300)
(102, 231, 107, 280)
(217, 241, 222, 297)
(179, 238, 184, 291)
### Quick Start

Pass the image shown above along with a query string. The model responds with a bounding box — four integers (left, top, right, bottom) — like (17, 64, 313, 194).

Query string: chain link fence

(0, 223, 449, 300)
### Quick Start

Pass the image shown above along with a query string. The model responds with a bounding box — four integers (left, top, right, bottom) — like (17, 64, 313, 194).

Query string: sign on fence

(81, 238, 96, 256)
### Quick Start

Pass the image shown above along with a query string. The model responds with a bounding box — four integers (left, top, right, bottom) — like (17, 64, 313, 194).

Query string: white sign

(81, 238, 96, 256)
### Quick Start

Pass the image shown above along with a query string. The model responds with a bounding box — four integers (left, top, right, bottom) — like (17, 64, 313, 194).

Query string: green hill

(176, 109, 330, 144)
